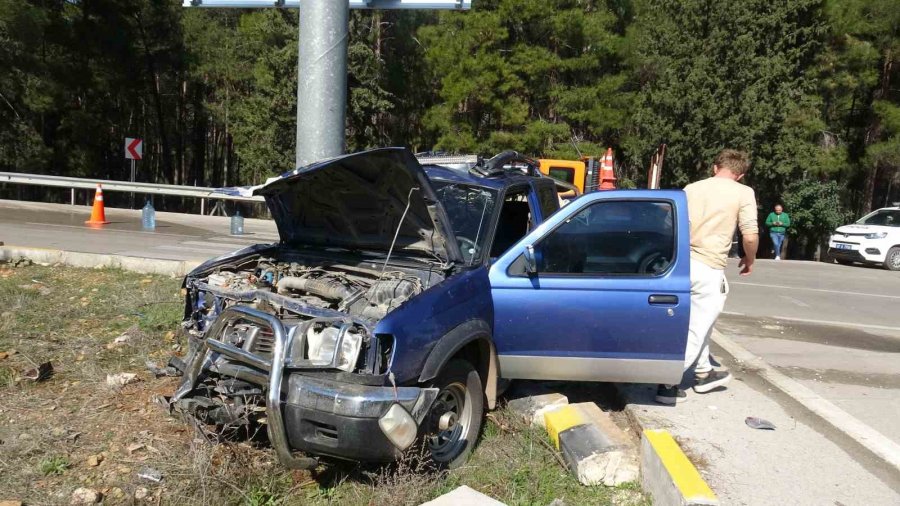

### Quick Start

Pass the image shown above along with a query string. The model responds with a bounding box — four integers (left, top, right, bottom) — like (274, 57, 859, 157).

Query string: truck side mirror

(523, 245, 537, 275)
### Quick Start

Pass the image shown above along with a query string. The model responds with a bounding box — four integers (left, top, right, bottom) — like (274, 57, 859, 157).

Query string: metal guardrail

(0, 171, 264, 215)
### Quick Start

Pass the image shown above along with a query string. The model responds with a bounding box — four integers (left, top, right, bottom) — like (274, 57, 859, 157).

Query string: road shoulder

(616, 339, 900, 505)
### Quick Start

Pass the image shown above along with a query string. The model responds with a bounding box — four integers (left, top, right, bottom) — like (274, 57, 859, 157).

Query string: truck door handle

(648, 295, 678, 305)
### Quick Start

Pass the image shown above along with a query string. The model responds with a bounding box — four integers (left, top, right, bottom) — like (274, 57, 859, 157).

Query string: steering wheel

(457, 237, 479, 262)
(638, 251, 670, 275)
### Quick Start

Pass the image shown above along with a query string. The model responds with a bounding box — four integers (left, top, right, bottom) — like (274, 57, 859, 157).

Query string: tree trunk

(863, 49, 894, 213)
(135, 12, 174, 185)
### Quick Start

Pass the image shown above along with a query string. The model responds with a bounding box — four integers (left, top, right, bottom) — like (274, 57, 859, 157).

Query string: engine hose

(276, 276, 356, 301)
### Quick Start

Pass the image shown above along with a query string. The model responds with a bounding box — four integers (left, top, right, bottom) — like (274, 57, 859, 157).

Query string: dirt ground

(0, 262, 646, 506)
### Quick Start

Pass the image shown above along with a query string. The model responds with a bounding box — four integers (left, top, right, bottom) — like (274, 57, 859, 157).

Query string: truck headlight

(379, 403, 417, 450)
(865, 232, 887, 239)
(305, 324, 363, 372)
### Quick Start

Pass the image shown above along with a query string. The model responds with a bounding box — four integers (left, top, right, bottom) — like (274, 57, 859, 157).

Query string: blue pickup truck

(172, 147, 689, 469)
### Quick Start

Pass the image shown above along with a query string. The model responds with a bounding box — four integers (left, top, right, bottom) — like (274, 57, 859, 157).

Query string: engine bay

(183, 253, 440, 375)
(200, 259, 425, 321)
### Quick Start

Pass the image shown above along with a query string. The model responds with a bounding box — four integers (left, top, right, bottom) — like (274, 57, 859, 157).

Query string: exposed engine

(183, 255, 432, 376)
(202, 260, 423, 321)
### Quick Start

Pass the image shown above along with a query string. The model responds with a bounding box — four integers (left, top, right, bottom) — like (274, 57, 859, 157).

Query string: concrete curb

(543, 402, 639, 486)
(420, 485, 506, 506)
(641, 429, 719, 506)
(1, 245, 201, 277)
(615, 387, 719, 504)
(711, 328, 900, 474)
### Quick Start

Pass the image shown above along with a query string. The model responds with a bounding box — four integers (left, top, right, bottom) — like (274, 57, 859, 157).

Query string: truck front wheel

(423, 359, 484, 468)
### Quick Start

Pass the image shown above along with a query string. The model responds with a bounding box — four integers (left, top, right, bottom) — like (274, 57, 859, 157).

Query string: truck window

(536, 184, 560, 219)
(433, 182, 499, 265)
(490, 190, 534, 257)
(537, 201, 675, 275)
(548, 166, 576, 184)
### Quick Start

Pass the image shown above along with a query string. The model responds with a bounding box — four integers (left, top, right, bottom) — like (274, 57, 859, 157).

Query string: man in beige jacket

(657, 149, 759, 404)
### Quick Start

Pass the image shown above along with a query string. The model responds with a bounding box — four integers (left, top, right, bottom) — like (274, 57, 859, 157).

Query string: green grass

(39, 456, 71, 476)
(0, 263, 646, 506)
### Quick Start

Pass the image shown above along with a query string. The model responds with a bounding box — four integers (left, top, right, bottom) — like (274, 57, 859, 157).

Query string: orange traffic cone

(599, 147, 617, 190)
(85, 184, 110, 226)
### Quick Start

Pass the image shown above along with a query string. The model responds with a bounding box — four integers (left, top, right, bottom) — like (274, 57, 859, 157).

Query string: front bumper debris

(172, 305, 437, 466)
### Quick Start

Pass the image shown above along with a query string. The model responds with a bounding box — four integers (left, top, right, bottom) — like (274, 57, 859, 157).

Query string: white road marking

(722, 311, 900, 332)
(770, 315, 900, 332)
(779, 295, 810, 308)
(712, 329, 900, 474)
(730, 281, 900, 300)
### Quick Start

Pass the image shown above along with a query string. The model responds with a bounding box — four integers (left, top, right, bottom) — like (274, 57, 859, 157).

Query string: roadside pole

(130, 158, 136, 208)
(296, 0, 349, 168)
(125, 137, 143, 209)
(182, 1, 471, 168)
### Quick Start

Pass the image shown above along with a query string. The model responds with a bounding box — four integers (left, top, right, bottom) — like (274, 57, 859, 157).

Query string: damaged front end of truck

(171, 148, 465, 467)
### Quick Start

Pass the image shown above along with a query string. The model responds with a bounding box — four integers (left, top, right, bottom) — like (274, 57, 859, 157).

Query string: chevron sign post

(125, 137, 143, 160)
(125, 137, 143, 208)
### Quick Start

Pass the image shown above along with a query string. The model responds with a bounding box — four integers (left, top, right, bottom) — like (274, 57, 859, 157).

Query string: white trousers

(684, 259, 728, 374)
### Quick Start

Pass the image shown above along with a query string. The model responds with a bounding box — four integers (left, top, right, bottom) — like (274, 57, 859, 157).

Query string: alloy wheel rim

(891, 251, 900, 269)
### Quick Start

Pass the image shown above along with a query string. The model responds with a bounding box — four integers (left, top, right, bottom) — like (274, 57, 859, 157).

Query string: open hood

(222, 148, 461, 264)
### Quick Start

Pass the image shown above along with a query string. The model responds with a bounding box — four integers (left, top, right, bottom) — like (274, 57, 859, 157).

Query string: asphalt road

(0, 200, 278, 261)
(720, 258, 900, 446)
(723, 258, 900, 329)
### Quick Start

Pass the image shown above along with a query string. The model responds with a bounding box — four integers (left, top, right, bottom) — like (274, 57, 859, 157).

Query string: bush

(782, 179, 851, 259)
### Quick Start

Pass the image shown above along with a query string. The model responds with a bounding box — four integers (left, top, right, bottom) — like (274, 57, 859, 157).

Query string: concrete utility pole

(296, 0, 349, 167)
(183, 1, 471, 169)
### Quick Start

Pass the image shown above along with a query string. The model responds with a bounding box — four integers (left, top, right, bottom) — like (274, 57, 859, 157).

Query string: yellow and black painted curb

(641, 429, 719, 506)
(543, 402, 637, 486)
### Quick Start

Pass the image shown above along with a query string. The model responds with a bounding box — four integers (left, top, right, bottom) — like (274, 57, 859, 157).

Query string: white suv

(828, 206, 900, 270)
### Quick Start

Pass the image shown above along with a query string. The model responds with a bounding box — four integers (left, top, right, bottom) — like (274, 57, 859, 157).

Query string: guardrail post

(70, 188, 75, 206)
(201, 198, 206, 215)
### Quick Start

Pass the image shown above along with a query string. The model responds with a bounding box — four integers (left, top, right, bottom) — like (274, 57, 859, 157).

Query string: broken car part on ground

(171, 147, 693, 470)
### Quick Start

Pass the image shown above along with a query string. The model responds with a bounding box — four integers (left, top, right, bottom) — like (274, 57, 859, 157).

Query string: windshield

(433, 182, 498, 265)
(857, 209, 900, 227)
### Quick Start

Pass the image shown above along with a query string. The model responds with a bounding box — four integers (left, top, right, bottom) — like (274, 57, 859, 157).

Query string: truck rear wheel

(423, 359, 483, 469)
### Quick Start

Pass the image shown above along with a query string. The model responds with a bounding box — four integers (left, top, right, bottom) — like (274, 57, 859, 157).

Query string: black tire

(422, 359, 484, 469)
(884, 247, 900, 271)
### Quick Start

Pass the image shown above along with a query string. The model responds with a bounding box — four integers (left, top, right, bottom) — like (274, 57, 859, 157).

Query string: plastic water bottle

(231, 209, 244, 235)
(141, 200, 156, 230)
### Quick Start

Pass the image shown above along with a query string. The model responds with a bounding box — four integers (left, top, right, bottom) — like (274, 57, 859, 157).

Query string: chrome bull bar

(172, 305, 317, 469)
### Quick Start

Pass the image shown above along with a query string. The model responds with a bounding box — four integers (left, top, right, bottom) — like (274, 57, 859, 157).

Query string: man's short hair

(714, 149, 750, 176)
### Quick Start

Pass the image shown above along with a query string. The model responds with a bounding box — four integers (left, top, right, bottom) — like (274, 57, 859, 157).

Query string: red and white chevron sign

(125, 137, 143, 160)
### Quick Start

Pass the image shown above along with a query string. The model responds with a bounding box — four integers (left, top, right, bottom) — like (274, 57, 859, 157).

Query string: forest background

(1, 0, 898, 258)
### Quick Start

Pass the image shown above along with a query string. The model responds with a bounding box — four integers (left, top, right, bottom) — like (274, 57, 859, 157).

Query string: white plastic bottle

(231, 209, 244, 235)
(141, 200, 156, 230)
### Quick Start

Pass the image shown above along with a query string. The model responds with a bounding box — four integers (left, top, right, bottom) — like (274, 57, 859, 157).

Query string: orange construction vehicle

(538, 148, 616, 196)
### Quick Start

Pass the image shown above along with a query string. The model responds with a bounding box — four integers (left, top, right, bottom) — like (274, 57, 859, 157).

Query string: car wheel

(423, 359, 484, 469)
(884, 247, 900, 271)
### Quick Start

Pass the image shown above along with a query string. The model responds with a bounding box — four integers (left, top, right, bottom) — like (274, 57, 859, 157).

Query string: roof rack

(471, 150, 542, 178)
(415, 154, 480, 168)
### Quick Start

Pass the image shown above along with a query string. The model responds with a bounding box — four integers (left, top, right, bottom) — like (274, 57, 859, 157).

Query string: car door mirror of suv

(523, 244, 537, 275)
